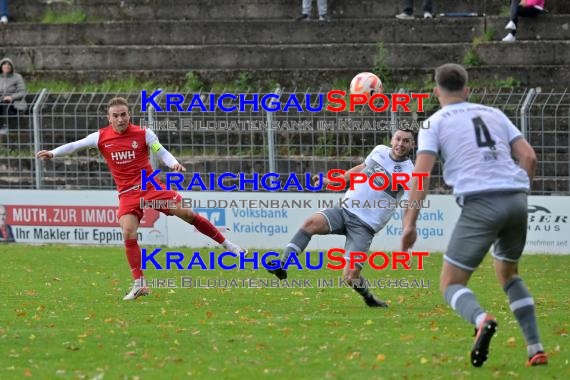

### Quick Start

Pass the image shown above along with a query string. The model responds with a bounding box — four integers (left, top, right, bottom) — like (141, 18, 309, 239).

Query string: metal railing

(0, 88, 568, 195)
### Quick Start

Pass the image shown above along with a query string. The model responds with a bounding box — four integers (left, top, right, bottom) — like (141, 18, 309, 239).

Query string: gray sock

(281, 229, 312, 263)
(444, 284, 485, 325)
(504, 277, 543, 355)
(352, 275, 372, 299)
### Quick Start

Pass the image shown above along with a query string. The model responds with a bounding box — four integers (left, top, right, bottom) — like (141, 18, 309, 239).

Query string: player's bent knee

(172, 207, 194, 222)
(122, 229, 138, 240)
(182, 208, 195, 222)
(302, 214, 328, 234)
(120, 222, 139, 240)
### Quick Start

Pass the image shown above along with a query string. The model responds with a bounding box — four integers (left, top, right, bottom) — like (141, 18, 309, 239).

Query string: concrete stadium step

(11, 0, 499, 21)
(23, 64, 570, 89)
(0, 43, 466, 70)
(0, 18, 485, 46)
(6, 42, 570, 71)
(4, 16, 569, 46)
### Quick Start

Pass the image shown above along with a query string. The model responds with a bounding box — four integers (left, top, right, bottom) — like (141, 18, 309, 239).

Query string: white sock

(527, 343, 544, 356)
(475, 312, 487, 328)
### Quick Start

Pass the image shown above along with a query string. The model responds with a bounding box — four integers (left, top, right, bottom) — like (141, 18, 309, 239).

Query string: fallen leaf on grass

(507, 337, 516, 348)
(555, 328, 568, 336)
(347, 351, 361, 360)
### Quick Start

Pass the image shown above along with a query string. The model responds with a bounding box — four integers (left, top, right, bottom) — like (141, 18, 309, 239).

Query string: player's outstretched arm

(344, 162, 365, 179)
(36, 150, 54, 160)
(146, 128, 186, 172)
(154, 145, 186, 172)
(36, 132, 99, 160)
(312, 162, 365, 188)
(401, 153, 435, 251)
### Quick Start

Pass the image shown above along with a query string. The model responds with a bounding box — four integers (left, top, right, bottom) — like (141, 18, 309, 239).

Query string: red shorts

(118, 187, 183, 221)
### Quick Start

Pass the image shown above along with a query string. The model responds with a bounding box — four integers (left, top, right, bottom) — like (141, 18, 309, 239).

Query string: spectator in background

(503, 0, 546, 42)
(396, 0, 433, 19)
(0, 0, 8, 23)
(296, 0, 329, 21)
(0, 57, 27, 134)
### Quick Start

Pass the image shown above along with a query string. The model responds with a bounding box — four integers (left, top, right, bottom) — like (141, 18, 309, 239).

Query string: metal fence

(0, 89, 568, 195)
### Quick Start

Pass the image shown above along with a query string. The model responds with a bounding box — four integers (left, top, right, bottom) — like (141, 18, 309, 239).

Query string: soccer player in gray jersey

(268, 129, 415, 308)
(401, 63, 547, 367)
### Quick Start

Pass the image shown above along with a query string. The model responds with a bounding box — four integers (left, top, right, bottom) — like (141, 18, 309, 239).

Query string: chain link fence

(0, 89, 568, 195)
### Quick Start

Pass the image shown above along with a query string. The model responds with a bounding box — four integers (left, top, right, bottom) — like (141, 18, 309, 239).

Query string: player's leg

(342, 210, 386, 307)
(169, 200, 247, 255)
(269, 208, 342, 280)
(343, 262, 387, 308)
(442, 194, 503, 367)
(282, 211, 331, 262)
(495, 261, 547, 366)
(493, 192, 547, 366)
(119, 212, 149, 300)
(120, 213, 142, 279)
(440, 262, 480, 324)
(268, 211, 331, 280)
(441, 261, 498, 368)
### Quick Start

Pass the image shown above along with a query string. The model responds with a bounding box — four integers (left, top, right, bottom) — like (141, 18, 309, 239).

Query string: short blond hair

(107, 97, 129, 111)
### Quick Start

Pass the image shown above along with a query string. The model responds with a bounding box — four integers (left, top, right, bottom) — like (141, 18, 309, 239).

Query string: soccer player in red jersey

(36, 97, 247, 300)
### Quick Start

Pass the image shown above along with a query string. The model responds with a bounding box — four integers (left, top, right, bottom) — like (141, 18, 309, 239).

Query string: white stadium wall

(1, 190, 568, 254)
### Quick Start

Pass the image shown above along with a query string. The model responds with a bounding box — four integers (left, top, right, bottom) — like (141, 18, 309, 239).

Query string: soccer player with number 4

(401, 63, 547, 367)
(36, 97, 247, 301)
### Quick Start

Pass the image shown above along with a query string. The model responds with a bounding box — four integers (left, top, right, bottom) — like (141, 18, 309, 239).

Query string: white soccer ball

(349, 72, 383, 97)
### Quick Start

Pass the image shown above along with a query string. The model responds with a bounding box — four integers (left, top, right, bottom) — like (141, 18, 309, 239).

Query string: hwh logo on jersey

(111, 151, 136, 161)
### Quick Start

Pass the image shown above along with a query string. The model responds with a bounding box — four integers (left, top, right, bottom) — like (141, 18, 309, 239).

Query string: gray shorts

(445, 191, 528, 272)
(318, 207, 375, 269)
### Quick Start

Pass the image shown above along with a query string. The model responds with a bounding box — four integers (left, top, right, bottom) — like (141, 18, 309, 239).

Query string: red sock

(124, 239, 143, 280)
(191, 214, 225, 244)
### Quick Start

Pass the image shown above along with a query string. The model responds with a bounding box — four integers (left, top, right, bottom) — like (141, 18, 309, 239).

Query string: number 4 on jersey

(472, 117, 496, 149)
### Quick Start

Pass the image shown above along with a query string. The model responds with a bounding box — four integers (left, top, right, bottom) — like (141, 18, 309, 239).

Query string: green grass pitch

(0, 245, 568, 379)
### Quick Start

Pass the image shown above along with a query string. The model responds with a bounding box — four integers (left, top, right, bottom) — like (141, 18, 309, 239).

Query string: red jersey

(97, 124, 154, 193)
